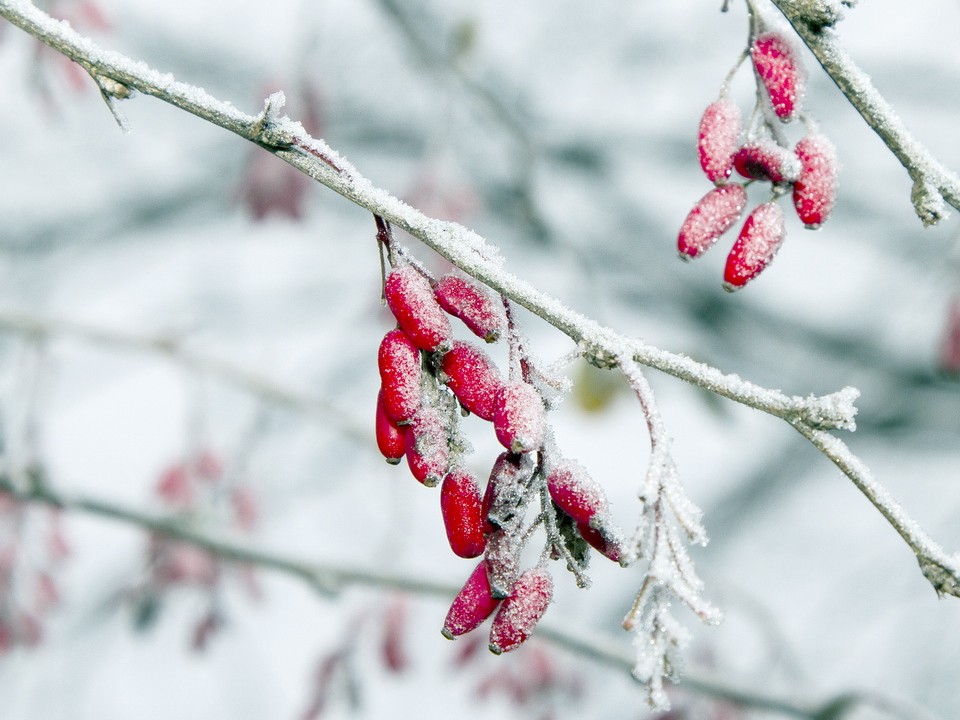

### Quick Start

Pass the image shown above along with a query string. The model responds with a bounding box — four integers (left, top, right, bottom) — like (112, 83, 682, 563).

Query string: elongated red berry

(698, 98, 742, 184)
(488, 567, 553, 654)
(733, 141, 801, 183)
(678, 184, 747, 260)
(493, 382, 545, 454)
(751, 31, 805, 122)
(378, 329, 421, 423)
(384, 265, 453, 353)
(442, 561, 501, 639)
(485, 529, 521, 599)
(434, 274, 506, 343)
(404, 408, 449, 487)
(723, 202, 787, 291)
(483, 452, 527, 532)
(376, 389, 406, 464)
(792, 134, 838, 228)
(441, 341, 504, 421)
(441, 471, 487, 558)
(546, 461, 623, 563)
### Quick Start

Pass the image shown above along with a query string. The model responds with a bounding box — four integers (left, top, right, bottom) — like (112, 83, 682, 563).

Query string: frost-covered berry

(723, 202, 788, 291)
(732, 141, 801, 183)
(441, 341, 504, 421)
(378, 329, 421, 424)
(677, 184, 747, 260)
(751, 31, 805, 122)
(792, 133, 838, 228)
(404, 408, 449, 487)
(488, 567, 553, 654)
(384, 265, 453, 353)
(376, 389, 406, 464)
(442, 561, 501, 639)
(493, 382, 546, 454)
(697, 98, 742, 184)
(484, 529, 521, 599)
(441, 470, 487, 559)
(434, 273, 506, 343)
(546, 461, 623, 563)
(483, 451, 528, 533)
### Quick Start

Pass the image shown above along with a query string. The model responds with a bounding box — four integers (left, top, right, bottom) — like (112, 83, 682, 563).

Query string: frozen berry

(441, 471, 487, 559)
(677, 184, 747, 260)
(793, 133, 838, 228)
(404, 408, 449, 487)
(441, 341, 504, 421)
(442, 561, 501, 639)
(732, 141, 801, 183)
(751, 31, 805, 122)
(384, 265, 453, 353)
(434, 274, 506, 343)
(723, 201, 787, 291)
(378, 329, 421, 424)
(488, 567, 553, 654)
(376, 389, 407, 464)
(547, 461, 624, 563)
(697, 98, 742, 184)
(493, 382, 545, 455)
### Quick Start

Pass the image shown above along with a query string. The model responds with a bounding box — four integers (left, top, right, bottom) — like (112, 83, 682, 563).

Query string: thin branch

(0, 466, 918, 720)
(0, 0, 956, 596)
(769, 0, 960, 225)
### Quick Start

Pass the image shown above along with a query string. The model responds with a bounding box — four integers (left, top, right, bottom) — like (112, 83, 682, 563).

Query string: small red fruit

(376, 390, 406, 464)
(441, 341, 504, 421)
(493, 382, 545, 454)
(482, 452, 525, 534)
(378, 329, 421, 423)
(488, 567, 553, 654)
(434, 273, 506, 343)
(751, 31, 805, 122)
(384, 265, 453, 353)
(441, 471, 487, 559)
(793, 133, 838, 228)
(442, 561, 501, 639)
(547, 461, 623, 562)
(723, 202, 788, 291)
(697, 98, 742, 184)
(732, 141, 801, 184)
(404, 409, 449, 487)
(677, 184, 748, 260)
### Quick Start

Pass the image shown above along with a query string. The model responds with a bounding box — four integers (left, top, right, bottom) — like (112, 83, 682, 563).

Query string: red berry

(404, 409, 449, 487)
(723, 202, 788, 291)
(484, 529, 521, 599)
(442, 561, 501, 639)
(792, 133, 838, 228)
(441, 471, 487, 558)
(697, 98, 742, 184)
(732, 141, 801, 183)
(378, 329, 421, 424)
(441, 341, 504, 421)
(546, 461, 623, 563)
(434, 274, 506, 343)
(677, 184, 747, 260)
(376, 389, 406, 464)
(751, 31, 805, 122)
(493, 382, 545, 454)
(488, 567, 553, 654)
(384, 265, 453, 353)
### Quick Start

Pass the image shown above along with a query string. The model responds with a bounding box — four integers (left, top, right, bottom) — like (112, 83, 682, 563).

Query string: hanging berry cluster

(678, 16, 838, 290)
(374, 220, 627, 656)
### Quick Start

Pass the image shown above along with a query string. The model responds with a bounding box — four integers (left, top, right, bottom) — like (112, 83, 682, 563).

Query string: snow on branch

(770, 0, 960, 225)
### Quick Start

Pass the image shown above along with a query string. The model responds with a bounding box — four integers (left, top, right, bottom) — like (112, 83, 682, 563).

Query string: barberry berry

(482, 452, 525, 535)
(488, 567, 553, 654)
(376, 389, 407, 464)
(434, 273, 506, 343)
(404, 408, 450, 487)
(378, 329, 421, 424)
(732, 141, 801, 183)
(384, 265, 453, 353)
(793, 133, 838, 228)
(493, 383, 546, 455)
(546, 461, 624, 562)
(678, 184, 748, 260)
(723, 201, 788, 291)
(442, 561, 501, 639)
(441, 341, 504, 421)
(697, 98, 742, 184)
(751, 31, 805, 122)
(441, 471, 487, 559)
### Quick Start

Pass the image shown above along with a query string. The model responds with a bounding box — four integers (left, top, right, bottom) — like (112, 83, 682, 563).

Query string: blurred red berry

(793, 133, 838, 228)
(723, 202, 788, 291)
(677, 184, 747, 260)
(698, 98, 742, 184)
(751, 31, 805, 122)
(732, 141, 801, 183)
(384, 265, 453, 353)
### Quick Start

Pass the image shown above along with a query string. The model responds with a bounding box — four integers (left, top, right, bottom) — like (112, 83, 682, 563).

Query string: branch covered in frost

(0, 466, 925, 720)
(770, 0, 960, 225)
(0, 0, 957, 600)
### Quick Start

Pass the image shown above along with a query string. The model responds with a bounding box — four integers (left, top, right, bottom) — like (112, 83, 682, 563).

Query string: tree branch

(769, 0, 960, 225)
(0, 0, 956, 597)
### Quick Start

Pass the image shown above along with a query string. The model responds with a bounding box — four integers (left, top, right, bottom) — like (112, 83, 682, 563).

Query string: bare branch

(770, 0, 960, 225)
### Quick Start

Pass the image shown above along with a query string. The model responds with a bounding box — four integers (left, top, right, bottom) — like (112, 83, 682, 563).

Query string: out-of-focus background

(0, 0, 958, 718)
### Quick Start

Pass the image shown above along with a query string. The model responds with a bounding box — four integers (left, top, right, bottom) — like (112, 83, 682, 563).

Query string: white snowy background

(0, 0, 958, 718)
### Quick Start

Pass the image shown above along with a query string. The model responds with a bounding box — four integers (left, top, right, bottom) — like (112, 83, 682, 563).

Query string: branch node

(919, 556, 960, 599)
(251, 90, 295, 149)
(911, 176, 950, 227)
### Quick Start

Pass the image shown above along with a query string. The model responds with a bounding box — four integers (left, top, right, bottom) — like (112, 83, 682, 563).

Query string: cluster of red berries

(678, 28, 838, 290)
(375, 262, 625, 654)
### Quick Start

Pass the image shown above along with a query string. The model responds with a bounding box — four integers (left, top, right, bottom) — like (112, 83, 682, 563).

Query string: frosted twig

(0, 0, 956, 600)
(770, 0, 960, 225)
